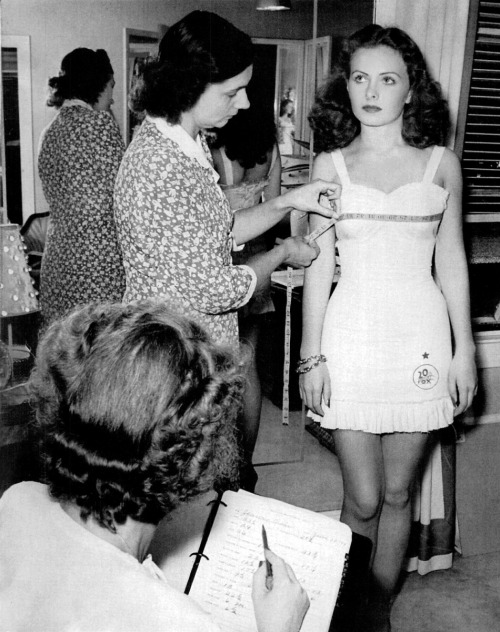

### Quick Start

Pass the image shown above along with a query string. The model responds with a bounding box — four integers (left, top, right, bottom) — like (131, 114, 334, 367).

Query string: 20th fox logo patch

(413, 364, 439, 390)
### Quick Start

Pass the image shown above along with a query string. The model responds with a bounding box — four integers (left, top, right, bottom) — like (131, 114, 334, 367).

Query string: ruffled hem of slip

(307, 396, 454, 434)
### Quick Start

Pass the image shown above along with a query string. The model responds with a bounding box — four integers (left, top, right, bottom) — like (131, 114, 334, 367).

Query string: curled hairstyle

(309, 24, 449, 152)
(47, 48, 113, 108)
(31, 301, 244, 532)
(130, 11, 254, 123)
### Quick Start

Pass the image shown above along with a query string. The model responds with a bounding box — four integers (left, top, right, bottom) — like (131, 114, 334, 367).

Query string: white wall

(2, 0, 373, 213)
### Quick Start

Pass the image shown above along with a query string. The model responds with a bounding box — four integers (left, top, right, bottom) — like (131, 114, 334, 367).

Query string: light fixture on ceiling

(256, 0, 292, 11)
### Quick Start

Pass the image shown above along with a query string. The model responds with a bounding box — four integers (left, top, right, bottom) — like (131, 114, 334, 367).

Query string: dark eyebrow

(351, 70, 402, 78)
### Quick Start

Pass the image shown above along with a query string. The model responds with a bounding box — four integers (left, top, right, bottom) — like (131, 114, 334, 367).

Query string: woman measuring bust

(114, 10, 340, 349)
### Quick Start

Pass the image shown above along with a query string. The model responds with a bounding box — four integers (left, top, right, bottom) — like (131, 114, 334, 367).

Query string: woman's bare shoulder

(439, 147, 461, 170)
(437, 147, 462, 189)
(312, 150, 340, 183)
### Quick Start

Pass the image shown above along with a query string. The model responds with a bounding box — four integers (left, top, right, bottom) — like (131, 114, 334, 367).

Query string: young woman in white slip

(299, 24, 477, 631)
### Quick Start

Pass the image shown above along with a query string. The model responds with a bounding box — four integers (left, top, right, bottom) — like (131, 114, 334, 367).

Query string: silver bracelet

(296, 355, 327, 374)
(297, 354, 326, 367)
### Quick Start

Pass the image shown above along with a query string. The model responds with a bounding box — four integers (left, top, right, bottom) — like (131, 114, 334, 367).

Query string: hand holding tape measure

(305, 190, 341, 243)
(281, 179, 341, 220)
(288, 184, 341, 245)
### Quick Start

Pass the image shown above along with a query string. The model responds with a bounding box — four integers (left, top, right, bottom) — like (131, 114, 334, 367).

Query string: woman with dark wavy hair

(299, 24, 476, 631)
(114, 10, 339, 352)
(39, 48, 125, 326)
(308, 25, 450, 153)
(0, 301, 309, 632)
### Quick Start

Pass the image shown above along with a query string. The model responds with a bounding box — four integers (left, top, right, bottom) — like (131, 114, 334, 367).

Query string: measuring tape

(280, 217, 337, 425)
(305, 216, 337, 243)
(281, 266, 294, 425)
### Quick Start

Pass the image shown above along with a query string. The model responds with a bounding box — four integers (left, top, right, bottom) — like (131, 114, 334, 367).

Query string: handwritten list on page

(189, 490, 352, 632)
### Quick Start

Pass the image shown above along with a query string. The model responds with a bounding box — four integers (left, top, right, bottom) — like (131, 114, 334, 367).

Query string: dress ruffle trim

(308, 396, 454, 434)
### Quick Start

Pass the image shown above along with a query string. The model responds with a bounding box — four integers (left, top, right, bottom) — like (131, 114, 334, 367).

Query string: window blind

(461, 0, 500, 214)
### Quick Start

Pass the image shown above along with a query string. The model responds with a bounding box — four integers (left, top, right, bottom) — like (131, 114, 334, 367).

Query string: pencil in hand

(262, 524, 273, 590)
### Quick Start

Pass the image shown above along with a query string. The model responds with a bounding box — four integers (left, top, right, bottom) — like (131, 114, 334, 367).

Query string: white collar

(147, 115, 219, 183)
(61, 99, 93, 110)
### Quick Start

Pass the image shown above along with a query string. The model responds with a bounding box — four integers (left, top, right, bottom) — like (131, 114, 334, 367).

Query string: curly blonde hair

(31, 300, 243, 531)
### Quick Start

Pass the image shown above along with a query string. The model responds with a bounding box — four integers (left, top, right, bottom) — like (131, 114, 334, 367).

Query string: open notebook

(152, 489, 352, 632)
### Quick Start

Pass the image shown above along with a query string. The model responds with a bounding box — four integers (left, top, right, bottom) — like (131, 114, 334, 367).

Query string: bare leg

(361, 432, 429, 632)
(333, 430, 386, 631)
(372, 432, 430, 595)
(333, 430, 385, 559)
(334, 430, 430, 631)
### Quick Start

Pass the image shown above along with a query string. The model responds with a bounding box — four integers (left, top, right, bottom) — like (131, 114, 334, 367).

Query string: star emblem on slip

(422, 352, 429, 359)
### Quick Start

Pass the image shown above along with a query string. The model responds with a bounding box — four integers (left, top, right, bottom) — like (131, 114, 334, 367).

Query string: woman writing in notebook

(0, 301, 309, 632)
(299, 25, 477, 631)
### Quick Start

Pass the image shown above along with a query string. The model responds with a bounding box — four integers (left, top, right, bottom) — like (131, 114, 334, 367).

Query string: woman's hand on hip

(276, 237, 320, 268)
(299, 363, 331, 417)
(281, 179, 341, 218)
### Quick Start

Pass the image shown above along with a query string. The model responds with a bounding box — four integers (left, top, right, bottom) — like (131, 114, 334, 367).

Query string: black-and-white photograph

(1, 2, 499, 631)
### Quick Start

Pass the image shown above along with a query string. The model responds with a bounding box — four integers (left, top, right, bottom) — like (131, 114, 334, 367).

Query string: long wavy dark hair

(30, 301, 244, 532)
(47, 48, 113, 108)
(130, 11, 254, 124)
(309, 24, 449, 152)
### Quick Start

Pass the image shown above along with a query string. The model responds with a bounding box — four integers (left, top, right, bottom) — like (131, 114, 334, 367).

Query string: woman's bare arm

(434, 148, 477, 415)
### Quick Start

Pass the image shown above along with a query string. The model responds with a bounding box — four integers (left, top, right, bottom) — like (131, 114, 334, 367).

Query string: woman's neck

(62, 502, 156, 562)
(356, 120, 406, 155)
(179, 111, 200, 139)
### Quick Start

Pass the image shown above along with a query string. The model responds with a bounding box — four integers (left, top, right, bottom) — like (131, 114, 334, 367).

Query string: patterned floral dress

(113, 117, 256, 346)
(38, 102, 126, 325)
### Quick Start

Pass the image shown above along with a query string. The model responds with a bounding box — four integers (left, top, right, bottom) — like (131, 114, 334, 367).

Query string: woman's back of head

(31, 300, 243, 532)
(130, 11, 254, 123)
(47, 47, 113, 108)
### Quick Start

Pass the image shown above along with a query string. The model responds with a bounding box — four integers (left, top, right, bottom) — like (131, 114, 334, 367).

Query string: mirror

(252, 36, 331, 158)
(1, 36, 35, 224)
(123, 28, 161, 144)
(1, 0, 374, 472)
